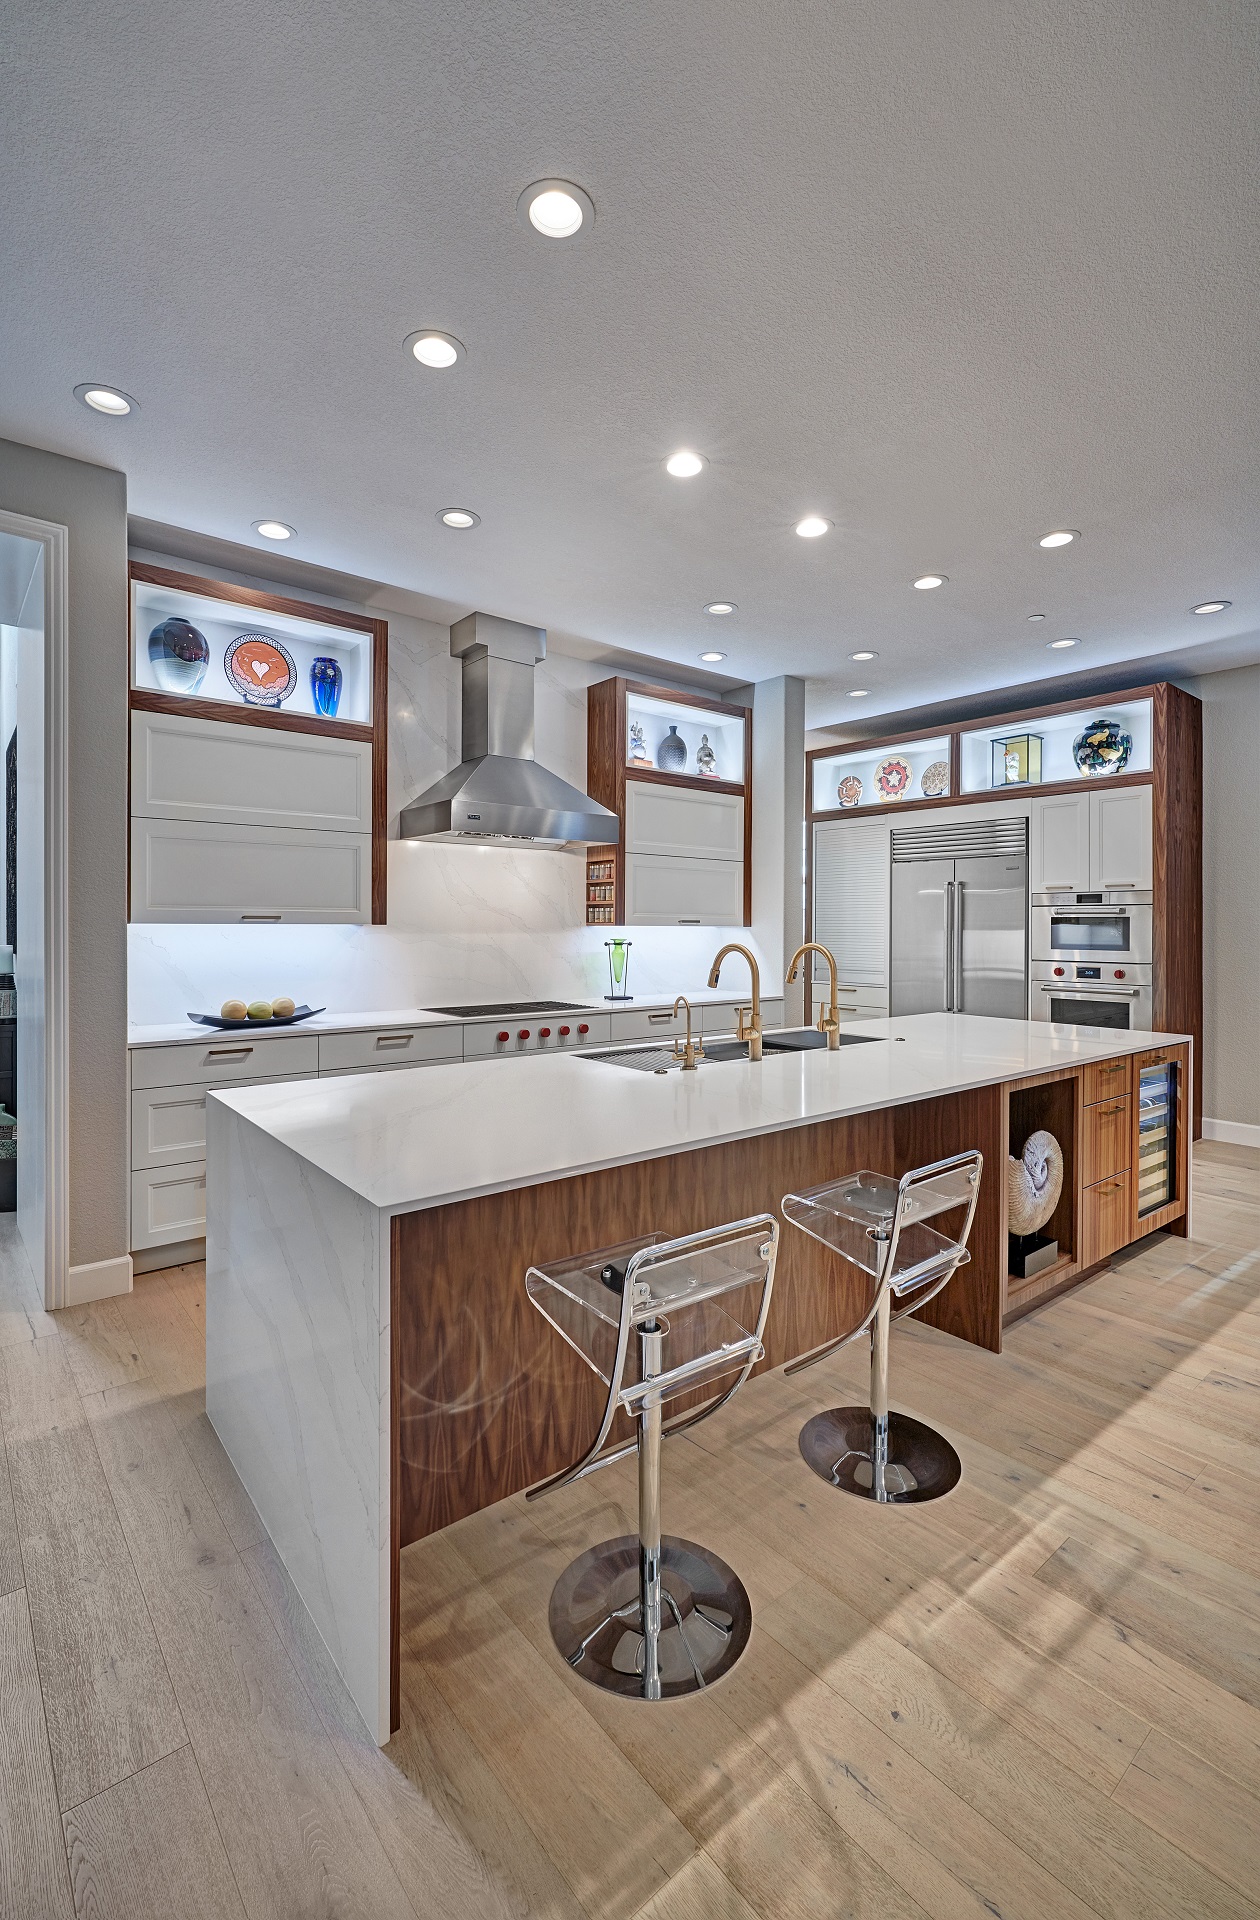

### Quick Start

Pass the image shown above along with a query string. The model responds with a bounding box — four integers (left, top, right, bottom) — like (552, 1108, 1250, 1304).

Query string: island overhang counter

(204, 1012, 1191, 1743)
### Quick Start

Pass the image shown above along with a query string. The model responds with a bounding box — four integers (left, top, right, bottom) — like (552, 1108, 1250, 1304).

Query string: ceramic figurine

(629, 720, 650, 765)
(656, 724, 688, 772)
(310, 655, 343, 718)
(696, 733, 717, 778)
(148, 615, 210, 695)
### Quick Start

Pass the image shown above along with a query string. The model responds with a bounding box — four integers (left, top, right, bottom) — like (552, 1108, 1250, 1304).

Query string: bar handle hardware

(240, 914, 282, 922)
(374, 1034, 413, 1049)
(1098, 1101, 1127, 1115)
(648, 1011, 675, 1024)
(206, 1046, 253, 1060)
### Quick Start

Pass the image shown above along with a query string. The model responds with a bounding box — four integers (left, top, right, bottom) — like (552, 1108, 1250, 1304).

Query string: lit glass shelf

(959, 698, 1152, 794)
(625, 691, 745, 785)
(133, 577, 374, 727)
(811, 735, 952, 812)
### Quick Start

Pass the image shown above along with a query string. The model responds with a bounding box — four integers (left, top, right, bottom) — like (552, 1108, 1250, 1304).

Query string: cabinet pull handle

(1098, 1101, 1127, 1115)
(375, 1034, 413, 1048)
(648, 1011, 675, 1024)
(240, 914, 282, 922)
(207, 1047, 253, 1060)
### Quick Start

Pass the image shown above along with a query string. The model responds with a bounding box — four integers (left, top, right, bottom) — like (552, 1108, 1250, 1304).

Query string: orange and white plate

(874, 755, 913, 800)
(225, 632, 297, 706)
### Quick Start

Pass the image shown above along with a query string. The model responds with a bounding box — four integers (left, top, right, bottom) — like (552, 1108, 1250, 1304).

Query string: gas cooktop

(425, 1000, 594, 1018)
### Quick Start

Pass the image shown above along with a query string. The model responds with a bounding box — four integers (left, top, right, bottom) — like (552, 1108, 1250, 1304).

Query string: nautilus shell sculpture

(1007, 1129, 1064, 1237)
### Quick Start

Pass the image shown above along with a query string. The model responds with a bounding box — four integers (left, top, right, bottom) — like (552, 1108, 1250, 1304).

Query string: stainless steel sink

(580, 1030, 883, 1072)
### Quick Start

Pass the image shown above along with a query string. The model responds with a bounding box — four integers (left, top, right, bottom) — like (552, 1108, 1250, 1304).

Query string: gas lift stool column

(525, 1216, 778, 1699)
(780, 1151, 983, 1503)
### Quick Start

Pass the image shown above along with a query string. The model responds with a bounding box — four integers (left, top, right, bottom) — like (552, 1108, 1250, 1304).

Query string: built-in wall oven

(1030, 888, 1153, 1030)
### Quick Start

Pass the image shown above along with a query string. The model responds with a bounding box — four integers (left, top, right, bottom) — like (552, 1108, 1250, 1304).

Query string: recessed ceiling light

(699, 650, 727, 663)
(1047, 637, 1080, 650)
(795, 515, 831, 539)
(665, 450, 704, 478)
(1027, 613, 1046, 622)
(1039, 530, 1079, 548)
(405, 330, 465, 369)
(850, 650, 877, 661)
(913, 574, 946, 590)
(518, 179, 594, 239)
(848, 689, 870, 698)
(438, 508, 480, 530)
(1191, 599, 1231, 614)
(74, 382, 137, 416)
(253, 520, 295, 541)
(703, 601, 736, 616)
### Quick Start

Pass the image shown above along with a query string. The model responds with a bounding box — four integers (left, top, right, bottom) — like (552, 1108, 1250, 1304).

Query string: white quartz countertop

(208, 1013, 1189, 1216)
(128, 985, 763, 1050)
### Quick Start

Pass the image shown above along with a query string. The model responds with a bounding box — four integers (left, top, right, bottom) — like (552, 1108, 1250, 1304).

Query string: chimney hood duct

(398, 612, 620, 848)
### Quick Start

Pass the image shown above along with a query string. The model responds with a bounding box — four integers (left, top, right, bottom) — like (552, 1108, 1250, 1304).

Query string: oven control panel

(462, 1014, 611, 1057)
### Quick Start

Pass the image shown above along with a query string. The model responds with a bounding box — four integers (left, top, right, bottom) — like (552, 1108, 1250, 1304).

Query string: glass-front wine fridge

(1137, 1060, 1178, 1217)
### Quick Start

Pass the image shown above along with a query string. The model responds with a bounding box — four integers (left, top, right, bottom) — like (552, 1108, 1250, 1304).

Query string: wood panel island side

(203, 1012, 1191, 1744)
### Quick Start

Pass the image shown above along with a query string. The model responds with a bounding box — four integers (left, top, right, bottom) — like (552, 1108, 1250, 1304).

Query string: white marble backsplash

(127, 554, 770, 1026)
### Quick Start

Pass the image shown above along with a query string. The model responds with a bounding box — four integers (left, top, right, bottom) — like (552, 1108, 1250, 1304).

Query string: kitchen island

(205, 1012, 1190, 1742)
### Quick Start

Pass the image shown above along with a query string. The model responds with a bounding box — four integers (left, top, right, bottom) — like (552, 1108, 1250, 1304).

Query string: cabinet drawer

(702, 997, 785, 1034)
(1081, 1056, 1132, 1106)
(1082, 1094, 1130, 1185)
(132, 710, 373, 833)
(610, 1006, 686, 1042)
(131, 1160, 208, 1249)
(131, 1033, 320, 1090)
(130, 817, 372, 924)
(317, 1026, 462, 1073)
(130, 1072, 316, 1168)
(624, 853, 744, 925)
(625, 783, 744, 860)
(1082, 1170, 1131, 1268)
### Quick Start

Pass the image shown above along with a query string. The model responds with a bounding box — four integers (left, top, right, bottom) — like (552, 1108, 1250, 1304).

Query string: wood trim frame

(809, 767, 1152, 826)
(129, 560, 390, 923)
(1151, 686, 1202, 1130)
(586, 676, 754, 928)
(389, 1214, 401, 1734)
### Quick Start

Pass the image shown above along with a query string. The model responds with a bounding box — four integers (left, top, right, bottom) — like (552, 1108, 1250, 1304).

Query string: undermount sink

(581, 1029, 885, 1073)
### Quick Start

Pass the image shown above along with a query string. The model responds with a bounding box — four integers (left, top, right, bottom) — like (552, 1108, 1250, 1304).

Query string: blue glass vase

(310, 655, 343, 718)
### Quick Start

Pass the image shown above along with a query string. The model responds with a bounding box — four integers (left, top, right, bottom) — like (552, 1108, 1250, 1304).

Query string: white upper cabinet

(132, 710, 373, 834)
(625, 782, 744, 861)
(1032, 786, 1152, 892)
(131, 818, 372, 923)
(624, 853, 744, 925)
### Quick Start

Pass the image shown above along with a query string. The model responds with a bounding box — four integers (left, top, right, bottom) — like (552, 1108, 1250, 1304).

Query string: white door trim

(0, 508, 70, 1310)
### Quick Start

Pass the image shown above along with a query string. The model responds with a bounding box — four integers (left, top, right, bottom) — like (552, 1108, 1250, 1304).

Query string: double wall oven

(1030, 889, 1153, 1030)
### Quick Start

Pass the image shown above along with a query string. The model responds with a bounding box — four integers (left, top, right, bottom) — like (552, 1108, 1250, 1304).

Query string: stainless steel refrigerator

(889, 818, 1028, 1018)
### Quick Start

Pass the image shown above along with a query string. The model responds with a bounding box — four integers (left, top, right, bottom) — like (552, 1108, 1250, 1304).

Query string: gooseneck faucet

(786, 941, 843, 1050)
(708, 944, 763, 1061)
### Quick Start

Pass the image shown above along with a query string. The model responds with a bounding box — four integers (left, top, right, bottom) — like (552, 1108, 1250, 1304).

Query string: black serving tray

(188, 1005, 325, 1031)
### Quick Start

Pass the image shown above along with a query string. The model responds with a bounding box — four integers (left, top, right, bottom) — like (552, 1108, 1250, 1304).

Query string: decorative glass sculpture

(310, 655, 343, 718)
(605, 937, 633, 1001)
(991, 733, 1043, 786)
(148, 616, 209, 695)
(656, 724, 687, 772)
(1073, 718, 1132, 777)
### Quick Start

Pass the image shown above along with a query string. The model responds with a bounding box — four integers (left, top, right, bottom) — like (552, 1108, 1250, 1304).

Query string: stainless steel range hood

(398, 612, 620, 847)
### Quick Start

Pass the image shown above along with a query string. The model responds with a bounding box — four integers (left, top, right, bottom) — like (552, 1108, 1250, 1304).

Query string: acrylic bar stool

(781, 1151, 982, 1503)
(525, 1215, 778, 1700)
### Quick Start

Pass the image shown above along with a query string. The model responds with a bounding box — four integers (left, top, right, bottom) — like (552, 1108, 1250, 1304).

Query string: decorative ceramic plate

(1072, 718, 1133, 777)
(837, 774, 864, 807)
(225, 632, 297, 707)
(920, 760, 949, 797)
(188, 1005, 325, 1030)
(874, 755, 913, 801)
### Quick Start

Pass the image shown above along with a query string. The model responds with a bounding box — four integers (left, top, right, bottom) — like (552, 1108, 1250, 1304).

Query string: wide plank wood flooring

(0, 1139, 1256, 1918)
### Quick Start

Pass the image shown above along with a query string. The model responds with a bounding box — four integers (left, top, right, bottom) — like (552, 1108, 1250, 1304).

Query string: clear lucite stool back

(526, 1215, 778, 1700)
(781, 1151, 982, 1504)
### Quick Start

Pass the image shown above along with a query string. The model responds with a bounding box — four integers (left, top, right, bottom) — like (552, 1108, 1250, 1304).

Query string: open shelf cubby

(1007, 1079, 1077, 1304)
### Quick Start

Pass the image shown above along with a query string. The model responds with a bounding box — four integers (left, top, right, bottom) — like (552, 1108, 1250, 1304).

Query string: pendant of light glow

(795, 515, 831, 539)
(438, 508, 480, 530)
(519, 179, 594, 239)
(703, 601, 736, 617)
(1191, 600, 1231, 615)
(254, 520, 295, 541)
(665, 450, 705, 478)
(913, 574, 946, 590)
(406, 330, 465, 369)
(1047, 637, 1080, 650)
(74, 382, 136, 416)
(1038, 530, 1079, 548)
(699, 651, 726, 663)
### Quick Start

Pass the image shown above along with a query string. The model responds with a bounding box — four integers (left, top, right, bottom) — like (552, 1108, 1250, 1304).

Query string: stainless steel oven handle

(1038, 984, 1141, 997)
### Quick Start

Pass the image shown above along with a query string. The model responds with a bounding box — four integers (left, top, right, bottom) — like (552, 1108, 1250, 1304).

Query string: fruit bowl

(187, 1006, 325, 1030)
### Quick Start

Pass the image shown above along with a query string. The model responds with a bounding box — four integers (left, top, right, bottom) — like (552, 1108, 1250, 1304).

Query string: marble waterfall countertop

(207, 1013, 1190, 1216)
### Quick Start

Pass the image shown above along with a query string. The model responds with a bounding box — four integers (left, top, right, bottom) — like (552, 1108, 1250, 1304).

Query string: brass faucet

(671, 996, 704, 1071)
(708, 944, 763, 1061)
(787, 941, 844, 1051)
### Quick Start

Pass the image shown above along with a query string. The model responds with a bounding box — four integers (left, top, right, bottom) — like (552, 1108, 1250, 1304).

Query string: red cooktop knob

(578, 1022, 590, 1034)
(496, 1031, 509, 1043)
(518, 1029, 531, 1040)
(559, 1025, 571, 1036)
(1053, 966, 1065, 977)
(1113, 968, 1125, 979)
(539, 1027, 551, 1038)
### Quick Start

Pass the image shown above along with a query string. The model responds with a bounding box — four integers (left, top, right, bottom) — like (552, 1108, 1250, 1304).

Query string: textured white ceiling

(2, 0, 1258, 724)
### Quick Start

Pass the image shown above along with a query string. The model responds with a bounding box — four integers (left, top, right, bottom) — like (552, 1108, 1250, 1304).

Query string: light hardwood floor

(0, 1140, 1256, 1919)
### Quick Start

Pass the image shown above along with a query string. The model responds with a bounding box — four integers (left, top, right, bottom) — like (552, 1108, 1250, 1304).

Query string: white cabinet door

(131, 1160, 208, 1248)
(1090, 786, 1152, 889)
(132, 710, 373, 834)
(1030, 794, 1091, 892)
(131, 1070, 317, 1169)
(624, 854, 744, 925)
(812, 818, 891, 993)
(131, 818, 372, 923)
(625, 783, 744, 861)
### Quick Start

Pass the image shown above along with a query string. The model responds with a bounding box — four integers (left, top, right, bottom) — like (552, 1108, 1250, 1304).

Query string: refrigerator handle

(943, 880, 954, 1012)
(952, 877, 965, 1014)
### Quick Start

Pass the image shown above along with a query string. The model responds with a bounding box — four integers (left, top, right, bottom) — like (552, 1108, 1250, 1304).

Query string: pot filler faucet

(786, 942, 845, 1051)
(708, 944, 763, 1061)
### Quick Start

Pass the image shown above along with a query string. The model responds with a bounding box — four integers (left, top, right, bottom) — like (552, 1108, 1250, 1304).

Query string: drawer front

(131, 1160, 207, 1249)
(624, 853, 745, 926)
(1082, 1170, 1131, 1268)
(610, 1006, 687, 1042)
(317, 1026, 462, 1073)
(625, 783, 745, 861)
(703, 997, 784, 1034)
(1082, 1094, 1131, 1185)
(131, 1033, 320, 1090)
(130, 1072, 316, 1169)
(130, 817, 372, 924)
(132, 710, 373, 833)
(1081, 1056, 1132, 1106)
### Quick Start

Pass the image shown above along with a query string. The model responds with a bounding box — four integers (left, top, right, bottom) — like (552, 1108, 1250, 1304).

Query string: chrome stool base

(549, 1533, 752, 1699)
(799, 1407, 962, 1503)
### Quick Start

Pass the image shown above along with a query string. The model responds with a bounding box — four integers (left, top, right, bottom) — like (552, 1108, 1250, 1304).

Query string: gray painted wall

(0, 438, 129, 1267)
(1186, 661, 1260, 1132)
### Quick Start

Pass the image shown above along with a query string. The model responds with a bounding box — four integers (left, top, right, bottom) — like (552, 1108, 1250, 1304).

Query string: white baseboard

(64, 1253, 134, 1306)
(1202, 1116, 1260, 1149)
